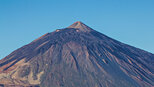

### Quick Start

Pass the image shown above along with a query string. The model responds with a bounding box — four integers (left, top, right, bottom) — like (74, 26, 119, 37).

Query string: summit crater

(67, 21, 93, 32)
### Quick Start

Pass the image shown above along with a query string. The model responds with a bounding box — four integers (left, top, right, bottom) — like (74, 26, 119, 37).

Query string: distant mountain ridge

(0, 21, 153, 87)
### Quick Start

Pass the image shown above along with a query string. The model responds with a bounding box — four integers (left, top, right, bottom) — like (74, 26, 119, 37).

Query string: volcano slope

(0, 21, 153, 87)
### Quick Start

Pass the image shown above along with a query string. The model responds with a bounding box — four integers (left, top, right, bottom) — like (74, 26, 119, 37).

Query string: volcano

(0, 21, 153, 87)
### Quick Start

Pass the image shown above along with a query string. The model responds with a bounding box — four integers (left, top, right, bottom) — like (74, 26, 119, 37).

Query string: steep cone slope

(0, 22, 154, 87)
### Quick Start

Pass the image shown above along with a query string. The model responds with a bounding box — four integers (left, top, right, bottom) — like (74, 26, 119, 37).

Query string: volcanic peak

(67, 21, 92, 32)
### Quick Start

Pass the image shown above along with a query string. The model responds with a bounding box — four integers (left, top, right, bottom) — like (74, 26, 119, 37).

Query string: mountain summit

(67, 21, 92, 32)
(0, 22, 153, 87)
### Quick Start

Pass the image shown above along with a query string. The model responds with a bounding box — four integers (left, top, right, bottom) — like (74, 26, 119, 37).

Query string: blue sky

(0, 0, 154, 59)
